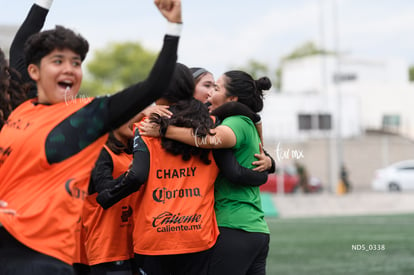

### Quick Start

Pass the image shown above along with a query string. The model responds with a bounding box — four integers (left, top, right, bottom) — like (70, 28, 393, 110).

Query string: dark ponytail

(255, 77, 272, 95)
(223, 71, 271, 113)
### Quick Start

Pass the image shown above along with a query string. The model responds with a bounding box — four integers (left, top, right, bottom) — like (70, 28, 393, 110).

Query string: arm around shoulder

(164, 124, 237, 149)
(213, 149, 268, 186)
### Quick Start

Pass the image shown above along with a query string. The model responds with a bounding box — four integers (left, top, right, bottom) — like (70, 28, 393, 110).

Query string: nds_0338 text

(351, 244, 386, 252)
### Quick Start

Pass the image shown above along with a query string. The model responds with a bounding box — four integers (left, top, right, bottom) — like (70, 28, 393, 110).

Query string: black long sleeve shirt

(9, 4, 179, 165)
(8, 3, 180, 165)
(10, 4, 48, 98)
(44, 33, 178, 164)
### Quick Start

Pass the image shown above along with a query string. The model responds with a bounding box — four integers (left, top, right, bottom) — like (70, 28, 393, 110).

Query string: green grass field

(265, 214, 414, 275)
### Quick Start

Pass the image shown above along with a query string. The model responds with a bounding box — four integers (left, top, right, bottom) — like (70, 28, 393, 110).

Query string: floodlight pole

(332, 0, 344, 194)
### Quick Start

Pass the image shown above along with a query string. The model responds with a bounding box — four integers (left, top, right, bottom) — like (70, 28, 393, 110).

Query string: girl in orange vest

(139, 70, 273, 275)
(97, 63, 269, 275)
(0, 1, 182, 274)
(79, 106, 171, 275)
(81, 122, 136, 275)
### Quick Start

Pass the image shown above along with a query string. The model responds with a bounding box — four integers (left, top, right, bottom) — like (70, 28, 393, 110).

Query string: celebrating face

(208, 74, 234, 112)
(28, 48, 83, 104)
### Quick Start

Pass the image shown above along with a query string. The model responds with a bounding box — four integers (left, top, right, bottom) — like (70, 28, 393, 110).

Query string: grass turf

(265, 214, 414, 275)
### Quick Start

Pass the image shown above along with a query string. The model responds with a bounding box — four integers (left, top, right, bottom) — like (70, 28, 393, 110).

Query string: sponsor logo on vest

(153, 211, 201, 226)
(4, 118, 31, 130)
(156, 167, 197, 179)
(121, 205, 133, 223)
(152, 211, 202, 233)
(152, 187, 202, 204)
(0, 146, 12, 166)
(64, 178, 87, 200)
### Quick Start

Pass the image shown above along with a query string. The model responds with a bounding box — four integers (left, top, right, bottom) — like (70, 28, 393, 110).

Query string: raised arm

(105, 0, 182, 130)
(10, 0, 54, 96)
(45, 0, 183, 164)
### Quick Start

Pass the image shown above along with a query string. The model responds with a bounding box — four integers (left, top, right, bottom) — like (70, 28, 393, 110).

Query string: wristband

(166, 22, 182, 37)
(35, 0, 54, 10)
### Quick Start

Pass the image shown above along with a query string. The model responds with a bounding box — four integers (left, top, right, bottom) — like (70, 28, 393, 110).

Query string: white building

(260, 55, 414, 191)
(0, 25, 18, 56)
(261, 54, 414, 142)
(261, 92, 360, 142)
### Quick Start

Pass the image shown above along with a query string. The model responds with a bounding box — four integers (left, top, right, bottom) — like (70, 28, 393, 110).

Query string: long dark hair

(162, 63, 195, 103)
(0, 48, 29, 129)
(150, 98, 215, 164)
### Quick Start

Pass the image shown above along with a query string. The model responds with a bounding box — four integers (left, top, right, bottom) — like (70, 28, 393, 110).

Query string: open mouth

(58, 81, 73, 91)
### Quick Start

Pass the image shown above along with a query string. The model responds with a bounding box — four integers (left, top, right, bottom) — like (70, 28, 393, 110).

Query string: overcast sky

(1, 0, 414, 77)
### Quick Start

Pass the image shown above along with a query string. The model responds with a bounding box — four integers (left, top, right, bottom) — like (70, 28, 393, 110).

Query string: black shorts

(135, 248, 213, 275)
(208, 227, 270, 275)
(0, 227, 74, 275)
(89, 259, 136, 275)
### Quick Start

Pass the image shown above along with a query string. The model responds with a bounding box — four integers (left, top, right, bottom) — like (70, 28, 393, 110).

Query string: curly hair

(0, 48, 29, 129)
(150, 98, 215, 165)
(24, 25, 89, 66)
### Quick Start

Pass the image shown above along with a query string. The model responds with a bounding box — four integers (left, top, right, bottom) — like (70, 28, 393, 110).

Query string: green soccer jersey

(214, 115, 270, 234)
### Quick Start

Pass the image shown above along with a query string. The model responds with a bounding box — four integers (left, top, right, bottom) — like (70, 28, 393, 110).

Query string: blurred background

(2, 0, 414, 211)
(2, 1, 414, 273)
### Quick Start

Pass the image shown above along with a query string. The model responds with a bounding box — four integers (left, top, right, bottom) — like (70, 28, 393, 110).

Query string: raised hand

(154, 0, 182, 23)
(154, 0, 173, 11)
